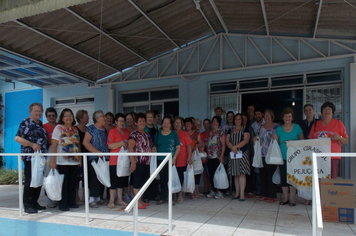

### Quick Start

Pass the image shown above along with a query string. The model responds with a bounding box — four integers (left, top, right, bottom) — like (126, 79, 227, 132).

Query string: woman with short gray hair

(83, 110, 109, 208)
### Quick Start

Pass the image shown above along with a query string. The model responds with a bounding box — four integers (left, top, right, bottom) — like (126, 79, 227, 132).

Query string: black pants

(88, 160, 101, 198)
(259, 157, 277, 199)
(158, 161, 169, 201)
(207, 159, 220, 191)
(57, 165, 78, 208)
(23, 160, 42, 209)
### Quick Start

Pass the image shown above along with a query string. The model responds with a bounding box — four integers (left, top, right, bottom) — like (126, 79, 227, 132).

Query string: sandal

(267, 198, 277, 203)
(156, 200, 166, 205)
(289, 202, 296, 207)
(280, 200, 289, 205)
(177, 197, 183, 203)
(116, 201, 127, 206)
(303, 200, 311, 206)
(107, 203, 115, 208)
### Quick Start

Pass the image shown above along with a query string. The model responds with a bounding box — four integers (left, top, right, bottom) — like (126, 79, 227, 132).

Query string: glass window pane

(151, 89, 178, 100)
(239, 79, 268, 90)
(122, 92, 149, 103)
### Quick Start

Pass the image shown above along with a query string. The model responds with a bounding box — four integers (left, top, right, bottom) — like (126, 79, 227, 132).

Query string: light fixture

(292, 101, 295, 106)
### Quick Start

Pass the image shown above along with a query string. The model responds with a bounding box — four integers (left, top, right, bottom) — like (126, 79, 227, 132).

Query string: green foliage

(0, 169, 24, 185)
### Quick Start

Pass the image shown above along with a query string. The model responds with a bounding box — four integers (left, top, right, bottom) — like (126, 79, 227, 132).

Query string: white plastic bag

(266, 139, 283, 165)
(43, 146, 52, 177)
(272, 166, 281, 185)
(199, 151, 207, 161)
(30, 150, 46, 187)
(182, 164, 195, 193)
(150, 155, 160, 180)
(170, 166, 181, 193)
(117, 148, 130, 177)
(298, 189, 312, 200)
(91, 157, 111, 187)
(43, 169, 64, 201)
(213, 163, 229, 189)
(192, 150, 203, 175)
(252, 139, 263, 168)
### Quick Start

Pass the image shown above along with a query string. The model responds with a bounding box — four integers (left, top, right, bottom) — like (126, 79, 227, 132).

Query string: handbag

(91, 157, 111, 187)
(43, 169, 64, 201)
(266, 139, 283, 165)
(192, 150, 203, 175)
(182, 164, 195, 193)
(30, 150, 46, 187)
(116, 148, 130, 177)
(252, 139, 263, 168)
(213, 163, 229, 189)
(170, 166, 181, 193)
(272, 166, 281, 185)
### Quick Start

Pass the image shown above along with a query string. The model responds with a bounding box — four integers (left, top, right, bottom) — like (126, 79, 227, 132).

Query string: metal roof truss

(101, 33, 356, 84)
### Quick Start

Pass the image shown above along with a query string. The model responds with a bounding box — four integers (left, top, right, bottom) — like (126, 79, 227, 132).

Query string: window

(307, 71, 342, 85)
(121, 87, 179, 117)
(210, 94, 239, 119)
(305, 85, 343, 120)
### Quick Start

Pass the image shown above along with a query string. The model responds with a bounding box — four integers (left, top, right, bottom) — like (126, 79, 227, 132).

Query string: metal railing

(0, 152, 173, 236)
(124, 153, 173, 236)
(312, 152, 355, 236)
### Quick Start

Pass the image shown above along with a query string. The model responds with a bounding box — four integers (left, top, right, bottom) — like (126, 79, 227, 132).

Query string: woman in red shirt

(107, 113, 130, 208)
(173, 116, 192, 202)
(308, 102, 348, 178)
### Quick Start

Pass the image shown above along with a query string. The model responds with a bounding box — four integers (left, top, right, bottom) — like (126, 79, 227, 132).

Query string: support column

(349, 57, 356, 183)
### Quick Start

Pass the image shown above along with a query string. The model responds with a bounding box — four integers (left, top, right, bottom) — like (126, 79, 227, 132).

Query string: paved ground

(0, 185, 355, 236)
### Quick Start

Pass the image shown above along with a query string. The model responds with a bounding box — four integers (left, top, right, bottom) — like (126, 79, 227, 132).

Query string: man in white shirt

(251, 109, 265, 135)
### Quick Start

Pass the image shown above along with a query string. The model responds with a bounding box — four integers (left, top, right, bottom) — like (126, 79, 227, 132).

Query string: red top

(107, 128, 130, 165)
(176, 130, 192, 167)
(308, 119, 348, 159)
(43, 123, 56, 141)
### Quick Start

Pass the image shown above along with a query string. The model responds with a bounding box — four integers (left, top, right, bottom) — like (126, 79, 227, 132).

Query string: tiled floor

(0, 185, 355, 236)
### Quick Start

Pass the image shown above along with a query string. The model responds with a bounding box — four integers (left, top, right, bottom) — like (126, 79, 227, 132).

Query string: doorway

(241, 90, 304, 124)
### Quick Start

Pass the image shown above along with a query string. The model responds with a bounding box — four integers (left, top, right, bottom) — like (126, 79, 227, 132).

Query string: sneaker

(123, 194, 130, 203)
(89, 201, 99, 208)
(129, 193, 135, 201)
(46, 198, 57, 208)
(206, 190, 216, 198)
(96, 199, 104, 205)
(214, 191, 224, 199)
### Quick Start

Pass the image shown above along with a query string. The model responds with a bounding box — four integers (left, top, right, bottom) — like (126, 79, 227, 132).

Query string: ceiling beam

(15, 19, 121, 73)
(209, 0, 229, 33)
(65, 7, 148, 62)
(127, 0, 180, 49)
(194, 0, 216, 35)
(260, 0, 269, 36)
(313, 0, 323, 38)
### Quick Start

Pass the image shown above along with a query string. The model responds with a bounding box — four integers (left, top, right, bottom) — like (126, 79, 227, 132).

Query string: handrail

(124, 153, 172, 236)
(0, 152, 173, 236)
(312, 153, 323, 236)
(311, 152, 355, 236)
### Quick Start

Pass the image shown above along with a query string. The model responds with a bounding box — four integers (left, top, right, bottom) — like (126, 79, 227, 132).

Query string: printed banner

(286, 139, 331, 191)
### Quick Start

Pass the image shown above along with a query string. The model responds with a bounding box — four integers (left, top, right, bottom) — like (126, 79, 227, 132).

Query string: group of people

(15, 101, 348, 214)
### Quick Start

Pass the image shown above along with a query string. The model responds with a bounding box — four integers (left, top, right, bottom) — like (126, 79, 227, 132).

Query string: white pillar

(108, 85, 115, 113)
(350, 57, 356, 183)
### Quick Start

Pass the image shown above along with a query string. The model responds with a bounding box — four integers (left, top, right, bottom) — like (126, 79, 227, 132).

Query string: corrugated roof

(0, 0, 356, 86)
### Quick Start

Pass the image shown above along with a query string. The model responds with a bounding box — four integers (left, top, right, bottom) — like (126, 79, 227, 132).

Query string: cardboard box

(320, 178, 355, 223)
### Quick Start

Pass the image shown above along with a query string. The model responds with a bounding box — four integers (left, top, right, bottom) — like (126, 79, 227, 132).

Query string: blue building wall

(4, 89, 43, 170)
